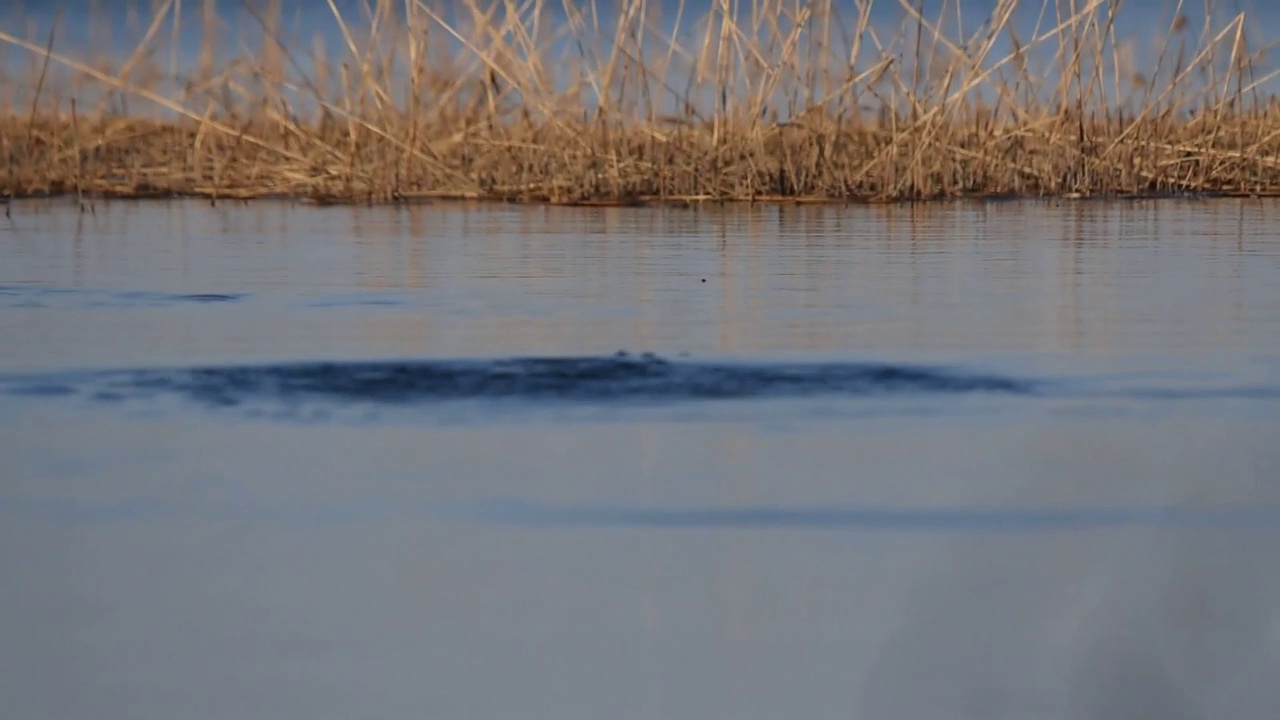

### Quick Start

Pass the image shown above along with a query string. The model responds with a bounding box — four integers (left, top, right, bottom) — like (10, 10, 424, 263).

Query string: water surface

(2, 199, 1279, 720)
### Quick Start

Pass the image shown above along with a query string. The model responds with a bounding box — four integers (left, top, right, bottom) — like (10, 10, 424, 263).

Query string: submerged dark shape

(140, 356, 1033, 405)
(175, 293, 243, 303)
(6, 355, 1036, 409)
(111, 292, 244, 304)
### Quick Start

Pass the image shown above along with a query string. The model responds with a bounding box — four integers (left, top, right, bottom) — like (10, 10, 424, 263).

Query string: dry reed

(2, 0, 1280, 205)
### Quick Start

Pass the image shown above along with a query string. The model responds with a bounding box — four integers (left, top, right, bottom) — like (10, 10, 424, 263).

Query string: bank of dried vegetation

(2, 0, 1279, 205)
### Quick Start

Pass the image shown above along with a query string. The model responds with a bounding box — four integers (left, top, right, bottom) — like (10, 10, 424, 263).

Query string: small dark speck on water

(701, 278, 707, 283)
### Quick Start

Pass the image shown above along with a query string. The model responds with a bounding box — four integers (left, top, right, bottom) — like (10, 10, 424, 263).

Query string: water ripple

(0, 286, 245, 308)
(8, 494, 1279, 532)
(3, 355, 1276, 420)
(95, 291, 246, 306)
(461, 499, 1280, 532)
(0, 354, 1033, 408)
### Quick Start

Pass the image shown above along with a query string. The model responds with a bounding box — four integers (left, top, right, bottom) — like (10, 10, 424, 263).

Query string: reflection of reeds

(2, 0, 1279, 205)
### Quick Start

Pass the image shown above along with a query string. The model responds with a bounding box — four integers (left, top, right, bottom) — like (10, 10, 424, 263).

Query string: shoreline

(4, 1, 1279, 206)
(6, 187, 1278, 209)
(7, 114, 1280, 207)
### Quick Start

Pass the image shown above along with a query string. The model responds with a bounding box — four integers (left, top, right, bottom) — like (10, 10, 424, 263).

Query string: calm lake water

(2, 199, 1280, 720)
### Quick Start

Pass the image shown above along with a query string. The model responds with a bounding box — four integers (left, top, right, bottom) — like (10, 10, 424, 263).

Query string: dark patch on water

(0, 286, 244, 307)
(460, 499, 1280, 532)
(98, 291, 244, 306)
(3, 382, 75, 397)
(3, 355, 1276, 422)
(174, 293, 243, 303)
(0, 285, 67, 308)
(0, 355, 1034, 409)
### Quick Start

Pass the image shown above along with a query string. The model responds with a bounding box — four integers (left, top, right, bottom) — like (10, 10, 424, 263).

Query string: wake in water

(0, 285, 245, 308)
(2, 353, 1275, 423)
(0, 353, 1034, 409)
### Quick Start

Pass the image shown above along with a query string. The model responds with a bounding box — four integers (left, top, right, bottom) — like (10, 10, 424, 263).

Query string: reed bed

(3, 0, 1280, 205)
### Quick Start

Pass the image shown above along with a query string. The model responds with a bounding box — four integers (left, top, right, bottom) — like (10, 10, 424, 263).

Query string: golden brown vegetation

(2, 0, 1280, 205)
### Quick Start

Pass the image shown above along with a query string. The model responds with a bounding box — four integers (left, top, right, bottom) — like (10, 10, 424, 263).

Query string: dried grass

(3, 0, 1280, 205)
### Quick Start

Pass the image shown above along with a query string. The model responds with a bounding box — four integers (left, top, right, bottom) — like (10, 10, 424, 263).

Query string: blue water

(2, 198, 1280, 719)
